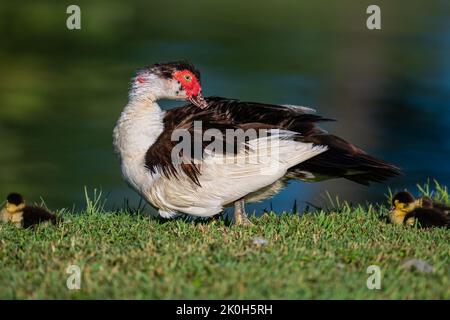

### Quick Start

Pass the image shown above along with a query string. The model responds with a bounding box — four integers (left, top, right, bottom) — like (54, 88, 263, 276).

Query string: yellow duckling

(1, 193, 59, 228)
(390, 191, 449, 228)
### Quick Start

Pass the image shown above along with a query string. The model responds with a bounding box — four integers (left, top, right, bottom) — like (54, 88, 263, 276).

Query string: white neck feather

(113, 96, 165, 165)
(113, 76, 182, 197)
(113, 72, 183, 162)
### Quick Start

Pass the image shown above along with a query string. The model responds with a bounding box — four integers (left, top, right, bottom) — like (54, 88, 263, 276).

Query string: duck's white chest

(113, 102, 165, 197)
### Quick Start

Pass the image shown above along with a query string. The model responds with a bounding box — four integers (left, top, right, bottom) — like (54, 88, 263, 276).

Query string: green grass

(0, 183, 449, 299)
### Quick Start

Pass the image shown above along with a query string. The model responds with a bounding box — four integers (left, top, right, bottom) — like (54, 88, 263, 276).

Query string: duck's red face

(173, 70, 208, 109)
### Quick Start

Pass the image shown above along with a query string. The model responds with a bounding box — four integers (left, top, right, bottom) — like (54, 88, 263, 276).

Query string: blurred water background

(1, 0, 449, 214)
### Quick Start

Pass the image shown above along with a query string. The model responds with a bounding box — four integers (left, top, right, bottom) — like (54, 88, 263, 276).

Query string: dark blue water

(0, 1, 449, 214)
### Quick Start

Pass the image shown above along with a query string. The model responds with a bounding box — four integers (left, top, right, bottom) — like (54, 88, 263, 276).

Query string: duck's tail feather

(290, 134, 402, 185)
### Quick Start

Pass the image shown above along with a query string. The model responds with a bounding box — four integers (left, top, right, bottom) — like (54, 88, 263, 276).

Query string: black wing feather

(145, 97, 400, 185)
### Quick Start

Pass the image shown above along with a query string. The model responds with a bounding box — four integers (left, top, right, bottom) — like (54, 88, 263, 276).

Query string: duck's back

(405, 208, 450, 229)
(22, 206, 57, 228)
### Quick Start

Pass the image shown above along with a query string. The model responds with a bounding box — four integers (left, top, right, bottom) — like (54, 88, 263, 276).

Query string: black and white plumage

(145, 98, 400, 186)
(113, 61, 401, 223)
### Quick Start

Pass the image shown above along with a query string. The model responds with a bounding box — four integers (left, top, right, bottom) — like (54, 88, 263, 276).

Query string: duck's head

(130, 61, 208, 109)
(5, 193, 25, 214)
(390, 191, 417, 225)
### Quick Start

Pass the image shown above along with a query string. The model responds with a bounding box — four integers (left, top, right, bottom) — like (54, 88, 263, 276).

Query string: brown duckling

(1, 193, 59, 228)
(390, 191, 449, 228)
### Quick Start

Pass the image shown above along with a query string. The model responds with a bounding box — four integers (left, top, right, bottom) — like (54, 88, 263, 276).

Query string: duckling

(1, 193, 59, 228)
(390, 191, 449, 228)
(1, 193, 26, 228)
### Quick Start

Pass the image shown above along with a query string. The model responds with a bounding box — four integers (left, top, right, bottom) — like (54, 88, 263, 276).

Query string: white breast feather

(153, 130, 327, 217)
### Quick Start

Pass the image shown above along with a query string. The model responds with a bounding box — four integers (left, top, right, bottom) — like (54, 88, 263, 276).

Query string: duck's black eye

(184, 75, 192, 81)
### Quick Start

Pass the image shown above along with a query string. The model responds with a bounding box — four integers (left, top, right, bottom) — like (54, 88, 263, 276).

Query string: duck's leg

(234, 199, 252, 225)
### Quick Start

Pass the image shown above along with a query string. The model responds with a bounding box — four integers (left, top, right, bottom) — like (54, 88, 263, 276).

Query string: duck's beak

(189, 91, 209, 109)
